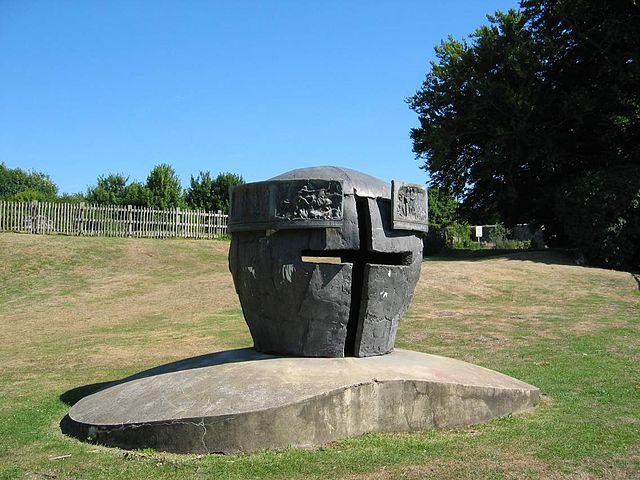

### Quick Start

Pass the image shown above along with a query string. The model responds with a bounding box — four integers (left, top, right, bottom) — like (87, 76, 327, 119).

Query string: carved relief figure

(277, 182, 342, 221)
(397, 186, 419, 219)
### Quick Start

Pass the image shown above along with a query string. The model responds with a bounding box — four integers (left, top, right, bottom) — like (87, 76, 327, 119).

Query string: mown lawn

(0, 233, 638, 479)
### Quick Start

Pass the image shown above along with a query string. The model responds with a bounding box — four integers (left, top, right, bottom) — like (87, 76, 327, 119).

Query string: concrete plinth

(62, 349, 539, 453)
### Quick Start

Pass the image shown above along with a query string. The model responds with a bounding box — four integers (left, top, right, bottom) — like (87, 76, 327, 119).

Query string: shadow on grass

(427, 250, 640, 283)
(59, 347, 275, 407)
(425, 248, 578, 266)
(60, 381, 115, 407)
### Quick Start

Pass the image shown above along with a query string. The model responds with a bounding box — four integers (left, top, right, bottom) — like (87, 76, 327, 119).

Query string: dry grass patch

(401, 251, 638, 358)
(0, 234, 245, 393)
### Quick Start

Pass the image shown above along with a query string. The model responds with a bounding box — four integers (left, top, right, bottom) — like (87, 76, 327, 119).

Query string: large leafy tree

(428, 187, 458, 229)
(408, 10, 542, 226)
(86, 174, 129, 205)
(408, 1, 640, 268)
(145, 163, 185, 210)
(521, 0, 640, 173)
(122, 182, 152, 207)
(86, 173, 151, 207)
(185, 171, 244, 213)
(522, 0, 640, 267)
(185, 171, 215, 211)
(0, 162, 58, 200)
(211, 172, 244, 213)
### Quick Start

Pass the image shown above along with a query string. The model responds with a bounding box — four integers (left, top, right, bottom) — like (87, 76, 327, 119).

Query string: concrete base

(62, 349, 539, 453)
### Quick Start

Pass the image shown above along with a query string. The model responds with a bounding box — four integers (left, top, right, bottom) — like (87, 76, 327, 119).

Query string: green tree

(521, 0, 640, 248)
(521, 0, 640, 174)
(123, 182, 152, 207)
(408, 9, 541, 226)
(408, 1, 640, 268)
(427, 188, 458, 228)
(86, 174, 129, 205)
(554, 165, 640, 269)
(185, 170, 244, 212)
(0, 163, 58, 200)
(185, 171, 215, 211)
(211, 172, 244, 213)
(56, 192, 86, 204)
(7, 189, 52, 202)
(86, 173, 152, 207)
(145, 164, 185, 210)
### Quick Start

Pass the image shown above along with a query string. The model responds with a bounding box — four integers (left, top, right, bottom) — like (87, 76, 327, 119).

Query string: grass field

(0, 233, 638, 479)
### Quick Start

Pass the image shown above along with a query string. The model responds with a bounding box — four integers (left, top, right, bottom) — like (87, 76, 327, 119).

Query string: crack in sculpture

(301, 196, 413, 356)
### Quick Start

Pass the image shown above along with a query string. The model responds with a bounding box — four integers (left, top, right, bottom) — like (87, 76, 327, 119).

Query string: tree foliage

(427, 187, 458, 228)
(0, 163, 58, 200)
(408, 0, 640, 268)
(4, 161, 246, 214)
(554, 165, 640, 269)
(211, 172, 244, 213)
(85, 174, 151, 207)
(144, 164, 185, 210)
(86, 174, 129, 205)
(185, 171, 215, 211)
(185, 171, 244, 213)
(56, 192, 86, 204)
(408, 10, 543, 225)
(123, 182, 152, 207)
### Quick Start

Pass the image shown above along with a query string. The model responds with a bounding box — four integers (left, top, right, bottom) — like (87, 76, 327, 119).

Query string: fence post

(127, 205, 132, 238)
(78, 202, 85, 235)
(30, 200, 39, 234)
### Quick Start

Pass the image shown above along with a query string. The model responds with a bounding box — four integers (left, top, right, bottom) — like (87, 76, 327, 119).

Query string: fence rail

(0, 201, 228, 239)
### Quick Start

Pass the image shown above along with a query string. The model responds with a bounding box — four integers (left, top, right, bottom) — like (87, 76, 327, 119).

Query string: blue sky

(0, 0, 519, 195)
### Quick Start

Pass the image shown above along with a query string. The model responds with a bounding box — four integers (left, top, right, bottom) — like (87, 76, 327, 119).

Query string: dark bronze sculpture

(228, 166, 428, 357)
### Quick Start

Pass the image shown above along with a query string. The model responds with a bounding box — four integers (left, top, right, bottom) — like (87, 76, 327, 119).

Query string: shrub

(6, 189, 54, 202)
(0, 163, 58, 199)
(488, 223, 512, 242)
(554, 165, 640, 270)
(494, 238, 532, 250)
(423, 228, 447, 255)
(447, 222, 481, 250)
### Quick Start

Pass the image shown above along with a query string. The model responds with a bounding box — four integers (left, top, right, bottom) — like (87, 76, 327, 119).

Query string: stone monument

(228, 167, 424, 357)
(62, 166, 539, 454)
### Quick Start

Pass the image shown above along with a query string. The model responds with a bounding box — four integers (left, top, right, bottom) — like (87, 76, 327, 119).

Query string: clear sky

(1, 0, 519, 195)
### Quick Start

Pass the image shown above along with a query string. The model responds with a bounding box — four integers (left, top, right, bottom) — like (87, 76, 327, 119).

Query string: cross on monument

(303, 196, 411, 356)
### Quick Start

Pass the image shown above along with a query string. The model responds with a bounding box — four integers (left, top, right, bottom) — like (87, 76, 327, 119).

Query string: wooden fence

(0, 201, 228, 239)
